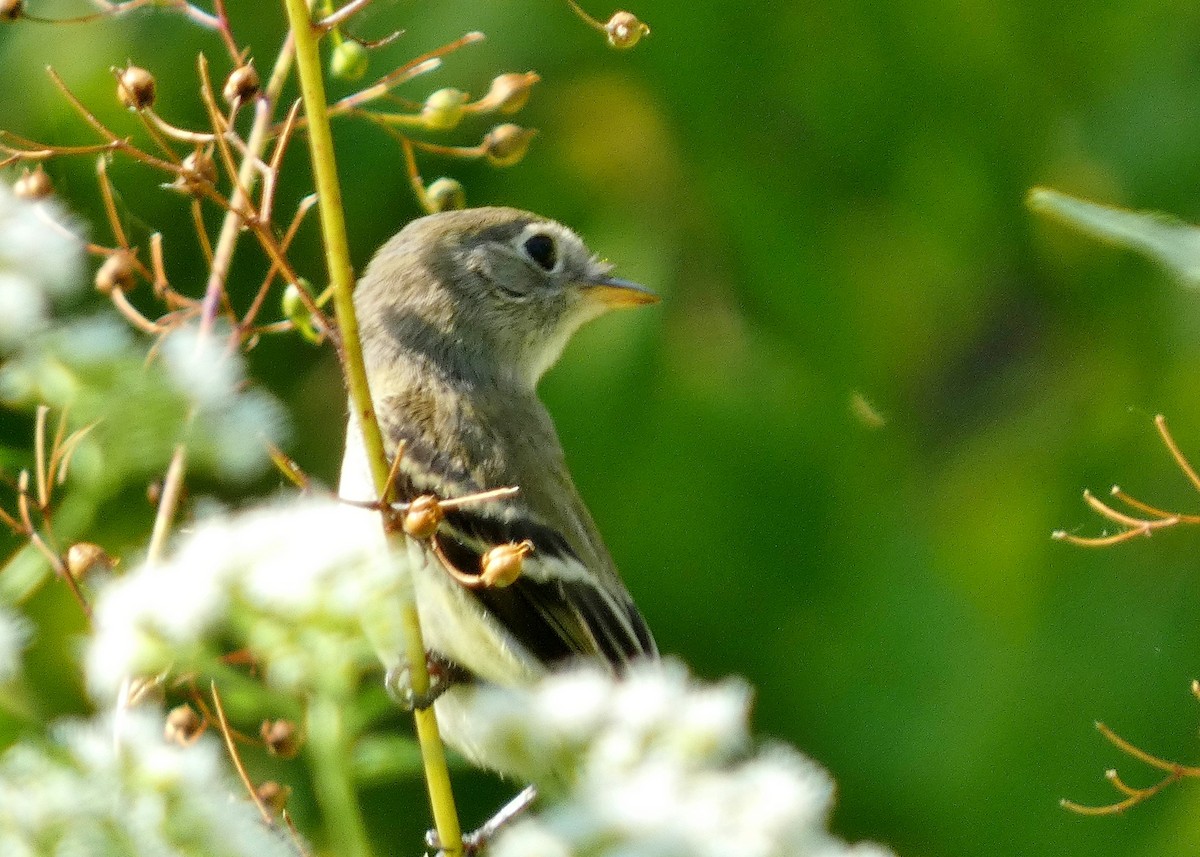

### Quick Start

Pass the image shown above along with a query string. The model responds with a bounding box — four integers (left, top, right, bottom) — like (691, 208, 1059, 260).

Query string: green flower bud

(425, 177, 466, 212)
(330, 40, 369, 81)
(422, 88, 468, 132)
(282, 280, 322, 344)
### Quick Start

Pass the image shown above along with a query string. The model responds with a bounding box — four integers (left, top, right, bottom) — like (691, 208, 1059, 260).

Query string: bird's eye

(521, 233, 558, 271)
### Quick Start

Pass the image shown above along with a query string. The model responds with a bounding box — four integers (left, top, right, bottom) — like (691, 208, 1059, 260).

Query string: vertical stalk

(307, 695, 374, 857)
(278, 1, 464, 853)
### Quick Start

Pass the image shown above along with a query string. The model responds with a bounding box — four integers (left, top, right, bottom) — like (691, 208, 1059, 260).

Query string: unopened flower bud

(176, 150, 217, 195)
(480, 540, 533, 588)
(425, 177, 466, 213)
(1, 0, 24, 21)
(422, 88, 469, 132)
(260, 718, 300, 758)
(403, 495, 443, 540)
(66, 542, 115, 580)
(164, 704, 203, 745)
(94, 251, 136, 295)
(330, 40, 369, 81)
(605, 11, 649, 49)
(480, 72, 540, 114)
(256, 780, 292, 815)
(117, 65, 156, 110)
(13, 166, 52, 200)
(223, 63, 260, 106)
(282, 280, 322, 344)
(482, 124, 536, 167)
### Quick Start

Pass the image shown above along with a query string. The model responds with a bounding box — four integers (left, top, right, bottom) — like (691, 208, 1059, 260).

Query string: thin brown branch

(316, 0, 374, 31)
(209, 681, 274, 826)
(196, 55, 254, 218)
(1096, 721, 1200, 776)
(1156, 414, 1200, 494)
(236, 194, 317, 336)
(261, 99, 303, 223)
(1051, 528, 1151, 547)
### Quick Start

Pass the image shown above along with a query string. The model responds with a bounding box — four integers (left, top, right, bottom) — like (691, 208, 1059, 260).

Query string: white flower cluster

(0, 711, 297, 857)
(0, 182, 83, 348)
(87, 498, 407, 701)
(466, 661, 896, 857)
(0, 606, 30, 683)
(159, 323, 290, 482)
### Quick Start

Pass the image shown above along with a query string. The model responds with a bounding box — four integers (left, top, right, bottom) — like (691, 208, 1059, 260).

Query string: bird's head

(356, 207, 658, 388)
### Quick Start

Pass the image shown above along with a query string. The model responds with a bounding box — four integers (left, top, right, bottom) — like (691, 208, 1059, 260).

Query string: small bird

(339, 206, 659, 778)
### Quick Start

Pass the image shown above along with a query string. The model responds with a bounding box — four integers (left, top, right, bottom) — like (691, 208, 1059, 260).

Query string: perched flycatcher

(339, 206, 659, 776)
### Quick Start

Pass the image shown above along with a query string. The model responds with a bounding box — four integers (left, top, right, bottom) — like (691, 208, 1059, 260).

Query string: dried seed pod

(164, 704, 203, 745)
(176, 150, 217, 195)
(425, 177, 466, 213)
(403, 495, 443, 540)
(260, 719, 300, 758)
(482, 124, 536, 168)
(0, 0, 24, 21)
(223, 63, 260, 106)
(480, 540, 534, 588)
(255, 781, 292, 815)
(480, 72, 540, 114)
(604, 11, 650, 49)
(330, 40, 369, 81)
(116, 65, 156, 110)
(66, 542, 116, 581)
(94, 251, 136, 295)
(13, 166, 52, 200)
(422, 88, 468, 132)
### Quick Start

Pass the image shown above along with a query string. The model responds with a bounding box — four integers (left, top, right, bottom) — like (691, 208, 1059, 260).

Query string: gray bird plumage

(340, 208, 658, 765)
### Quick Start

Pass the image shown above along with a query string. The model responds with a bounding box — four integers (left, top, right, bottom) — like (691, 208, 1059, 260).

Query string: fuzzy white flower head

(0, 182, 81, 298)
(0, 710, 296, 857)
(473, 661, 896, 857)
(87, 497, 407, 700)
(157, 323, 289, 480)
(160, 324, 242, 408)
(0, 183, 82, 348)
(0, 606, 31, 682)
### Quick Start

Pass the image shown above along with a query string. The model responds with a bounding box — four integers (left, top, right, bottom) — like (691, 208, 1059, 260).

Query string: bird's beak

(578, 275, 660, 309)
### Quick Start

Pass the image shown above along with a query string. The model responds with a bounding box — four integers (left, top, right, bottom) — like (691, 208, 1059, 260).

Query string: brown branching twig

(1062, 709, 1200, 815)
(1053, 415, 1200, 546)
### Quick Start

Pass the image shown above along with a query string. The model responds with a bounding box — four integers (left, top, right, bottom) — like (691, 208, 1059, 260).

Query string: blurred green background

(6, 1, 1200, 855)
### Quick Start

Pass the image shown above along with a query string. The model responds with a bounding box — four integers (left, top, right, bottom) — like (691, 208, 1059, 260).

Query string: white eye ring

(517, 229, 559, 273)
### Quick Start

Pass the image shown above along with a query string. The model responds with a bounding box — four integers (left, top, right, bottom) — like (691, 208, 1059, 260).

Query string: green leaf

(1028, 186, 1200, 288)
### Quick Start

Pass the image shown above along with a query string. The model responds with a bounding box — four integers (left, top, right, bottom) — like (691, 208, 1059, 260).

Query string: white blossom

(465, 661, 896, 857)
(0, 711, 298, 857)
(0, 606, 31, 682)
(87, 498, 407, 701)
(0, 183, 83, 348)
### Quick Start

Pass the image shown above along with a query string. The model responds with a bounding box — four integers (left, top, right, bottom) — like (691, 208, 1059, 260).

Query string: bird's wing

(377, 393, 657, 672)
(439, 506, 657, 668)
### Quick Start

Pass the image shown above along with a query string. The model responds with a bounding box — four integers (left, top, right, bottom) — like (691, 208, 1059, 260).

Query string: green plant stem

(307, 694, 374, 857)
(278, 2, 464, 854)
